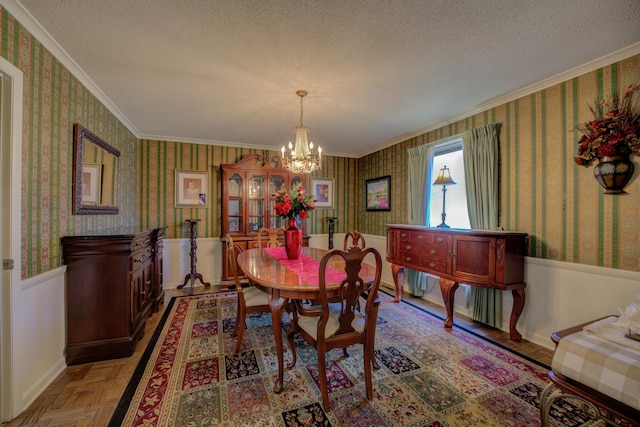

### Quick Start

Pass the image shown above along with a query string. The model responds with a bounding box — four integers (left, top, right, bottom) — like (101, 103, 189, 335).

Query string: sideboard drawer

(398, 241, 421, 254)
(398, 251, 420, 266)
(420, 243, 448, 260)
(419, 256, 448, 274)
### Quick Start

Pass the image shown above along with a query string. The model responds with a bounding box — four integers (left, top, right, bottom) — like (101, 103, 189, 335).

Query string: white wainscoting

(13, 267, 66, 414)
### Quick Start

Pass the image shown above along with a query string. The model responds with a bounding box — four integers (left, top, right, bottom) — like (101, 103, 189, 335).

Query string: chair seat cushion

(243, 285, 269, 307)
(552, 330, 640, 411)
(297, 303, 365, 340)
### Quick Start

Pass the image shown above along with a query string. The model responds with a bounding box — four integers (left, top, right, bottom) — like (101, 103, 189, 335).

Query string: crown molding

(137, 133, 359, 158)
(2, 0, 141, 137)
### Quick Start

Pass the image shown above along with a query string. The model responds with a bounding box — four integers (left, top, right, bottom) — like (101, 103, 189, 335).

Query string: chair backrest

(318, 246, 382, 337)
(227, 236, 244, 291)
(257, 227, 284, 248)
(343, 231, 366, 251)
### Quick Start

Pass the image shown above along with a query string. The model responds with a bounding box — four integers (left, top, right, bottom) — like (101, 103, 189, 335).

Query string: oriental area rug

(108, 291, 596, 427)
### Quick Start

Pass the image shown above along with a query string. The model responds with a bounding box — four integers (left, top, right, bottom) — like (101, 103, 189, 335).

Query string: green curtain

(462, 123, 502, 327)
(406, 143, 435, 296)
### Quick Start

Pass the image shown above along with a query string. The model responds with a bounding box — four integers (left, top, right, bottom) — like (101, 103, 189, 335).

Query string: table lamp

(433, 166, 456, 228)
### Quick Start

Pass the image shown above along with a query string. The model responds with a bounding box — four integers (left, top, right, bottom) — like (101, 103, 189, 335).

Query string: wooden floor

(2, 285, 555, 426)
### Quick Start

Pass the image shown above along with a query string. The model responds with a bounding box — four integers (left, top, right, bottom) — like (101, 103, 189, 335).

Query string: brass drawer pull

(429, 263, 436, 268)
(429, 249, 436, 254)
(401, 233, 408, 238)
(405, 245, 412, 250)
(405, 256, 412, 262)
(417, 235, 423, 240)
(436, 237, 443, 242)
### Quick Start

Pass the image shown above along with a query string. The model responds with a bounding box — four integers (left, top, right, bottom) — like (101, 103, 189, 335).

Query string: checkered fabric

(552, 330, 640, 411)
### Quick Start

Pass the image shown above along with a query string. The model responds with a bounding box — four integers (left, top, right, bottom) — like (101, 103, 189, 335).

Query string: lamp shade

(433, 166, 456, 186)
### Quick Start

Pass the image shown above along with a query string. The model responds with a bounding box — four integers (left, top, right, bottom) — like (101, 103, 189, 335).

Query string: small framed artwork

(175, 169, 209, 208)
(81, 163, 102, 205)
(311, 177, 334, 209)
(365, 175, 391, 211)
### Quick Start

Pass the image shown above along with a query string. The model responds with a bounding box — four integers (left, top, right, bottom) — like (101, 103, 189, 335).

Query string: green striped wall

(6, 2, 639, 278)
(357, 55, 640, 272)
(137, 141, 359, 238)
(1, 9, 139, 279)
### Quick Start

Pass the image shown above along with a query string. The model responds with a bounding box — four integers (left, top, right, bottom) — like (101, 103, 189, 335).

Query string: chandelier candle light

(281, 90, 322, 174)
(433, 165, 456, 228)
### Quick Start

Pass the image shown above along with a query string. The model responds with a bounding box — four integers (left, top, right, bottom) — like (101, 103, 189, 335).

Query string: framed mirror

(73, 124, 120, 215)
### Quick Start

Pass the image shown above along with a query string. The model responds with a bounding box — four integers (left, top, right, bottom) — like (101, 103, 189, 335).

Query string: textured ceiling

(10, 0, 640, 157)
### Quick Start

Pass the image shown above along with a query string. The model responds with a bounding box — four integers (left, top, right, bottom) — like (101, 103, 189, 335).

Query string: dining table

(236, 246, 378, 393)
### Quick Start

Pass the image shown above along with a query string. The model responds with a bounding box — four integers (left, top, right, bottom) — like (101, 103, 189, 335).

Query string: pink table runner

(264, 247, 346, 284)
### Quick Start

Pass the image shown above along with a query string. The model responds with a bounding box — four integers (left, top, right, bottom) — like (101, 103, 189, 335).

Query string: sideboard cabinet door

(451, 235, 496, 283)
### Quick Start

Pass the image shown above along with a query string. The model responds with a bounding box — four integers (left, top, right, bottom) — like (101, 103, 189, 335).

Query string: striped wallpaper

(137, 143, 359, 239)
(357, 55, 640, 272)
(4, 4, 639, 279)
(0, 9, 139, 279)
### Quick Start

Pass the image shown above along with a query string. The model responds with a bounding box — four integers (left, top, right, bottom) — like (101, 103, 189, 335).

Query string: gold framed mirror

(73, 124, 120, 215)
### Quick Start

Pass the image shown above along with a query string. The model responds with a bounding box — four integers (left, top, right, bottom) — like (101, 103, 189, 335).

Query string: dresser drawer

(130, 246, 153, 270)
(131, 234, 151, 252)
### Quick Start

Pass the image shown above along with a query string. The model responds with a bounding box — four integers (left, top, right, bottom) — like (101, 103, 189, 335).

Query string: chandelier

(281, 90, 322, 174)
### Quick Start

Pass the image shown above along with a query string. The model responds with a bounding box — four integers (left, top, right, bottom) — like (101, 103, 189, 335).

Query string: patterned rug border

(107, 290, 235, 427)
(108, 288, 550, 426)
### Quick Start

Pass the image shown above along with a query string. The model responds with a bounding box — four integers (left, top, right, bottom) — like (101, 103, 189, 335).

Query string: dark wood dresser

(61, 226, 166, 365)
(386, 224, 527, 341)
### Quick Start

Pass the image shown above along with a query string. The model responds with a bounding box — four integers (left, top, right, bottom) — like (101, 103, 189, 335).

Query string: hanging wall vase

(593, 155, 634, 194)
(284, 217, 302, 259)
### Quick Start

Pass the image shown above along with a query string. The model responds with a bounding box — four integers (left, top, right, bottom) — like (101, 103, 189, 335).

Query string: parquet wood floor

(2, 285, 555, 426)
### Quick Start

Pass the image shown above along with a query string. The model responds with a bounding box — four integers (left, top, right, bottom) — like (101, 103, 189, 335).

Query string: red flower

(271, 184, 316, 220)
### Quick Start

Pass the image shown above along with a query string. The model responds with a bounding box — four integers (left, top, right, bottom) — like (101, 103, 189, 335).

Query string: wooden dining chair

(285, 246, 383, 411)
(343, 231, 366, 250)
(227, 239, 270, 353)
(257, 227, 285, 248)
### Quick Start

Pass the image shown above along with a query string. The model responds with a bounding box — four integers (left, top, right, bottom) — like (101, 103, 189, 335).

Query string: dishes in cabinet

(229, 179, 240, 197)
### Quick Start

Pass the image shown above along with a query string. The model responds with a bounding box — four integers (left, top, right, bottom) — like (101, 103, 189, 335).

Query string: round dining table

(236, 246, 378, 393)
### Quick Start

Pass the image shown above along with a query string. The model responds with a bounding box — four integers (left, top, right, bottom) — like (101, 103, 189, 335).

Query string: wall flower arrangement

(574, 83, 640, 167)
(574, 83, 640, 194)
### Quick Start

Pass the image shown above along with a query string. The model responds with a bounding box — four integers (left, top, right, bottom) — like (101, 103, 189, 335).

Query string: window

(429, 139, 470, 229)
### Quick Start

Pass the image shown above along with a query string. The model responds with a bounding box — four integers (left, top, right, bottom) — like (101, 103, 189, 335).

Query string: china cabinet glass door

(268, 174, 286, 228)
(247, 174, 265, 234)
(227, 173, 243, 234)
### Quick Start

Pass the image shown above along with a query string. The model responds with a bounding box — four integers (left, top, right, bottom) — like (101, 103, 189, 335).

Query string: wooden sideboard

(61, 226, 166, 365)
(386, 224, 527, 341)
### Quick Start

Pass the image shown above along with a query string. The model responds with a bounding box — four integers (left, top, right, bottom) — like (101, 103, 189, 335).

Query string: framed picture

(175, 169, 209, 208)
(365, 175, 391, 211)
(81, 163, 102, 205)
(310, 177, 334, 209)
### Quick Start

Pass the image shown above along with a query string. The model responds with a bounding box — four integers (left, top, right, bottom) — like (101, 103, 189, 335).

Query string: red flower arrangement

(272, 184, 316, 220)
(574, 83, 640, 167)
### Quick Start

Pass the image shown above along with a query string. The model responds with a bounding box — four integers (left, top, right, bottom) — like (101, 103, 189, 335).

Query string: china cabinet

(220, 154, 309, 284)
